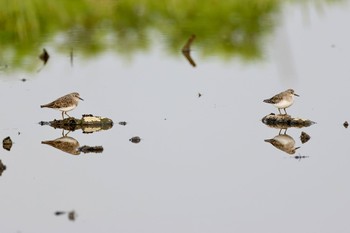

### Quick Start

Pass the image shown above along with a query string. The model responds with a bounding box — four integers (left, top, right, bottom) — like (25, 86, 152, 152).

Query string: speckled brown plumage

(41, 92, 83, 119)
(263, 89, 299, 115)
(42, 136, 80, 155)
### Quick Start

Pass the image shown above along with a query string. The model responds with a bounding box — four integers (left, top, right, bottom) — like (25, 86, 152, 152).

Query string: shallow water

(1, 1, 350, 233)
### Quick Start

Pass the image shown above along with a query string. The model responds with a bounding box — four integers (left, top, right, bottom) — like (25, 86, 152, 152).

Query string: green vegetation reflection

(0, 0, 342, 71)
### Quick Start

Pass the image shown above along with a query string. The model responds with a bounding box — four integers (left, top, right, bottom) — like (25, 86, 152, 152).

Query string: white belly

(59, 105, 76, 112)
(274, 135, 295, 147)
(274, 99, 293, 109)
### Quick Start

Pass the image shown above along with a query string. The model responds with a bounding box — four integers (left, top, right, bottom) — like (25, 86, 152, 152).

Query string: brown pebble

(130, 136, 141, 143)
(39, 48, 50, 65)
(55, 211, 66, 216)
(300, 131, 311, 144)
(0, 160, 6, 176)
(68, 211, 76, 221)
(3, 136, 12, 151)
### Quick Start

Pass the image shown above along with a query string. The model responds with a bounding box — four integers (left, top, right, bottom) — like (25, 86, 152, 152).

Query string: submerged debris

(293, 155, 309, 161)
(198, 93, 202, 98)
(55, 210, 76, 221)
(55, 211, 66, 216)
(344, 121, 349, 128)
(262, 113, 315, 129)
(40, 115, 113, 132)
(0, 160, 6, 176)
(182, 34, 196, 67)
(39, 121, 50, 126)
(130, 136, 141, 143)
(300, 131, 311, 144)
(3, 136, 13, 151)
(68, 211, 76, 221)
(78, 145, 104, 154)
(70, 48, 74, 67)
(39, 48, 50, 65)
(0, 64, 8, 70)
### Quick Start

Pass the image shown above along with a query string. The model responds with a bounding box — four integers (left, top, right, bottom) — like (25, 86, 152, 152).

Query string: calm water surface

(1, 2, 350, 233)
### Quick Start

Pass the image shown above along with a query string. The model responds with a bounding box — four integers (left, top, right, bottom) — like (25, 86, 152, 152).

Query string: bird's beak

(294, 93, 299, 97)
(79, 97, 84, 101)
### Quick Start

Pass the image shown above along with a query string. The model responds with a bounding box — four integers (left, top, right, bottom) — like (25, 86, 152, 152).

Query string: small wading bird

(182, 34, 196, 67)
(263, 89, 299, 115)
(41, 92, 83, 119)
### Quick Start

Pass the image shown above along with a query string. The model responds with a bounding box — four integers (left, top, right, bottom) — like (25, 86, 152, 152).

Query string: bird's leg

(279, 128, 287, 135)
(62, 130, 70, 137)
(62, 111, 65, 119)
(65, 112, 71, 118)
(283, 108, 288, 115)
(278, 109, 282, 115)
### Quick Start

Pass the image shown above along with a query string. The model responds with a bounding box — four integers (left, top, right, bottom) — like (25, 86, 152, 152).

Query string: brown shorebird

(263, 89, 299, 115)
(41, 92, 83, 119)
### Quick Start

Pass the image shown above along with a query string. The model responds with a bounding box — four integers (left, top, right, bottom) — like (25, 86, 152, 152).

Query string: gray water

(1, 2, 350, 233)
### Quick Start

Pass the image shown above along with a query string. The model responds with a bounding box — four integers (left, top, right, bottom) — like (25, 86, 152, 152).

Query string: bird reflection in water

(42, 130, 103, 155)
(265, 131, 300, 155)
(42, 132, 80, 155)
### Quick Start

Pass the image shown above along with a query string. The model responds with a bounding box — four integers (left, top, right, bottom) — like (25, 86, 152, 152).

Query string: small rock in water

(78, 145, 103, 153)
(198, 93, 202, 98)
(130, 136, 141, 143)
(39, 48, 50, 65)
(300, 131, 311, 144)
(55, 210, 76, 221)
(294, 155, 309, 161)
(68, 211, 76, 221)
(55, 211, 66, 216)
(3, 136, 12, 151)
(344, 121, 349, 128)
(0, 160, 6, 176)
